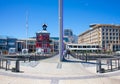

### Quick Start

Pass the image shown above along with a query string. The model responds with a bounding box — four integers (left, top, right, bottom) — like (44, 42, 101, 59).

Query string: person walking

(66, 49, 70, 59)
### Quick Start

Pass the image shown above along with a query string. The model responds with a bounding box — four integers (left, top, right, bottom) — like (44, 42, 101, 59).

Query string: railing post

(6, 60, 7, 71)
(110, 59, 112, 71)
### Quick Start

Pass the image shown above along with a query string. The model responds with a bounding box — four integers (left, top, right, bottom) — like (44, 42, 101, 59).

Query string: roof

(90, 24, 120, 28)
(79, 24, 120, 37)
(67, 43, 99, 46)
(37, 30, 49, 34)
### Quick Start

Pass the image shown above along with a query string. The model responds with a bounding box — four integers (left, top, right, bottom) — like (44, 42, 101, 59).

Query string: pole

(26, 11, 28, 50)
(59, 0, 63, 62)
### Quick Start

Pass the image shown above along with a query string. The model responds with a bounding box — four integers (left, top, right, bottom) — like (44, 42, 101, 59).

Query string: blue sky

(0, 0, 120, 38)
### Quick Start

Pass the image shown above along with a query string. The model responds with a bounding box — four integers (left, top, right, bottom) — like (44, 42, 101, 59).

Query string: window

(106, 33, 108, 35)
(102, 29, 104, 31)
(109, 29, 111, 32)
(106, 29, 108, 32)
(96, 46, 99, 48)
(69, 45, 72, 48)
(102, 33, 104, 35)
(110, 37, 112, 39)
(106, 41, 109, 43)
(83, 46, 86, 48)
(116, 29, 118, 32)
(78, 46, 82, 48)
(102, 41, 105, 44)
(102, 45, 105, 48)
(74, 46, 77, 48)
(110, 33, 112, 35)
(92, 46, 95, 48)
(110, 41, 112, 43)
(103, 37, 104, 39)
(113, 29, 114, 32)
(87, 46, 91, 48)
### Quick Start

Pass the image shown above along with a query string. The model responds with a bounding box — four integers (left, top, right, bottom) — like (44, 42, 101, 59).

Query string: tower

(36, 24, 50, 54)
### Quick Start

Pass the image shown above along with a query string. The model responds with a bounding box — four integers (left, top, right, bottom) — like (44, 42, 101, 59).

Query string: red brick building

(36, 24, 50, 53)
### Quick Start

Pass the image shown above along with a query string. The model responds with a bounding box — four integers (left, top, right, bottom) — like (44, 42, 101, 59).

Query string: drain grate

(57, 63, 62, 69)
(51, 79, 59, 84)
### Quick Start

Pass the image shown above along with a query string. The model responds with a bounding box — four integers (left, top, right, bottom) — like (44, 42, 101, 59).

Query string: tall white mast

(26, 11, 28, 50)
(59, 0, 63, 61)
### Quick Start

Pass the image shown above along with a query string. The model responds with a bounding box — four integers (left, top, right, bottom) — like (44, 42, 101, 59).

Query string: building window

(113, 29, 114, 32)
(96, 46, 99, 48)
(109, 29, 111, 32)
(106, 37, 108, 39)
(103, 37, 104, 39)
(106, 33, 108, 35)
(102, 45, 105, 48)
(102, 41, 105, 44)
(102, 29, 104, 32)
(83, 46, 86, 48)
(102, 33, 104, 35)
(106, 29, 108, 32)
(87, 46, 91, 48)
(92, 46, 95, 48)
(110, 37, 112, 39)
(78, 46, 82, 48)
(69, 45, 72, 48)
(74, 46, 77, 48)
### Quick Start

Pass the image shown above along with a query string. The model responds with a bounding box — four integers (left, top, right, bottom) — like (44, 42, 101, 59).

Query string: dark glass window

(83, 46, 86, 48)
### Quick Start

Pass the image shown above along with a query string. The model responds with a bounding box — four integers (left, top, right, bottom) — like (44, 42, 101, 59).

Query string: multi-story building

(7, 37, 17, 50)
(50, 37, 69, 52)
(0, 36, 7, 54)
(78, 24, 120, 52)
(0, 36, 17, 54)
(64, 29, 73, 37)
(16, 38, 36, 53)
(64, 29, 78, 43)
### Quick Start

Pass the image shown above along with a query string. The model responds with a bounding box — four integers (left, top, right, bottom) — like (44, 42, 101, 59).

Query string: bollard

(15, 60, 20, 72)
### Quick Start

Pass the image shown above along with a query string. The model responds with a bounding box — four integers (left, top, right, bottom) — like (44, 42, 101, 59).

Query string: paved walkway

(0, 55, 120, 84)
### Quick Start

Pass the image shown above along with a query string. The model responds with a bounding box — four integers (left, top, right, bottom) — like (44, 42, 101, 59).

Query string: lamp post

(59, 0, 63, 62)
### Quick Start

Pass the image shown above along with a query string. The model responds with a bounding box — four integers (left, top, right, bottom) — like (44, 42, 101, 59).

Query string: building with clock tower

(36, 24, 50, 54)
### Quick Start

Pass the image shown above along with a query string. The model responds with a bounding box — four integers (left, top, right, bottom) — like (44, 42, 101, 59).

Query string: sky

(0, 0, 120, 38)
